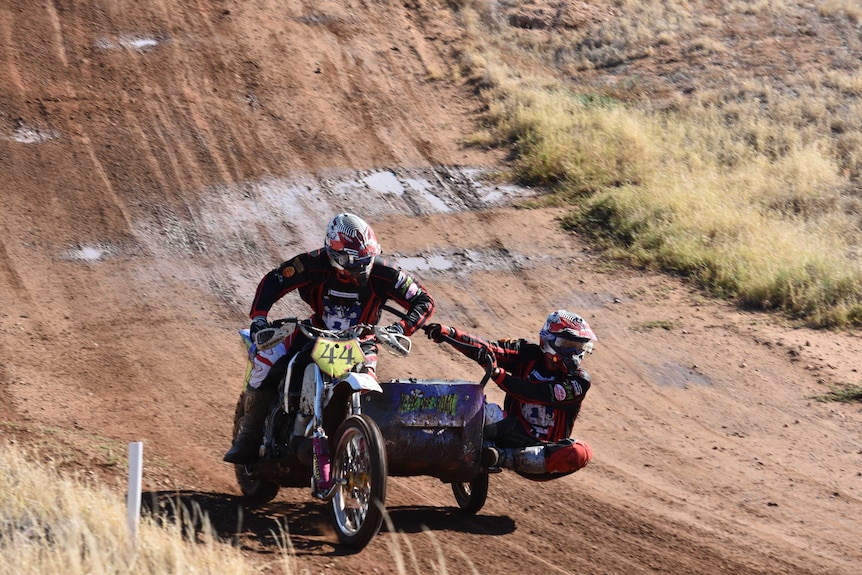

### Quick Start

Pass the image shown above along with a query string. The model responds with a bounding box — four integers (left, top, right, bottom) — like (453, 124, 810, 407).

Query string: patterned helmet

(539, 310, 596, 370)
(324, 213, 381, 284)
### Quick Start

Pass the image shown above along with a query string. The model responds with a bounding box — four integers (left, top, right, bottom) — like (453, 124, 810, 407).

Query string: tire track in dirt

(0, 9, 27, 96)
(45, 0, 69, 67)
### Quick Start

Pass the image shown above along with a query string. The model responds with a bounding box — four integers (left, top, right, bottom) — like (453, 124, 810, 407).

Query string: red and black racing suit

(250, 248, 434, 394)
(450, 328, 592, 472)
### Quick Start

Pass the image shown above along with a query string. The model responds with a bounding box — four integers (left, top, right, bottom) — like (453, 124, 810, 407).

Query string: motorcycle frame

(282, 339, 383, 500)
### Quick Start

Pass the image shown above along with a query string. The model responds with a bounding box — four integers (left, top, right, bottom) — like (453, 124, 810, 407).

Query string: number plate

(311, 336, 365, 377)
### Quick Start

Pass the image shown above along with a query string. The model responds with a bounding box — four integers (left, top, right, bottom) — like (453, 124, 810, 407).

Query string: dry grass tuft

(0, 442, 475, 574)
(453, 0, 862, 328)
(0, 443, 257, 575)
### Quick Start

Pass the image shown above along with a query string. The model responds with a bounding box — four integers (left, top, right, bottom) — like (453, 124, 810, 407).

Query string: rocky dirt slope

(2, 1, 861, 574)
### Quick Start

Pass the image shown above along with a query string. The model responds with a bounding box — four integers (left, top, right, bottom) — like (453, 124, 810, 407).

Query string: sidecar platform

(361, 379, 485, 483)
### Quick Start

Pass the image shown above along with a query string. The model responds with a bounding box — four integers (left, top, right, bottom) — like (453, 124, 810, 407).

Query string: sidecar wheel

(451, 472, 489, 515)
(329, 414, 387, 549)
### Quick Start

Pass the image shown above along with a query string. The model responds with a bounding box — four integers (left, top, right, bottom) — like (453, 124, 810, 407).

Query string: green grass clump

(813, 383, 862, 403)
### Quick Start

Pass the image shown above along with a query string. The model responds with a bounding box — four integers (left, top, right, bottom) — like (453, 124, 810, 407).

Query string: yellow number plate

(311, 337, 365, 378)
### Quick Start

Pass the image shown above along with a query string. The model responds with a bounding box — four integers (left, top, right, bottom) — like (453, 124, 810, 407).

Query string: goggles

(547, 334, 591, 355)
(332, 252, 374, 271)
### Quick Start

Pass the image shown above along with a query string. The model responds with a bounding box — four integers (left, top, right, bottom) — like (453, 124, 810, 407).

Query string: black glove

(424, 323, 451, 343)
(250, 316, 271, 342)
(475, 346, 497, 369)
(384, 322, 405, 335)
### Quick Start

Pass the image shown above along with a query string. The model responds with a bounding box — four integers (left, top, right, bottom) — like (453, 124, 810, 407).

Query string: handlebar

(299, 322, 412, 357)
(254, 317, 411, 356)
(253, 318, 298, 351)
(435, 332, 497, 388)
(298, 322, 370, 341)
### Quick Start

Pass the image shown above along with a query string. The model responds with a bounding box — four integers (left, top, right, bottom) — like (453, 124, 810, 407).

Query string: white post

(127, 441, 144, 545)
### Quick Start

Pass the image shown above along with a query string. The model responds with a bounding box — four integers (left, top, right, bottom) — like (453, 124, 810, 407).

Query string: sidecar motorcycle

(230, 313, 564, 549)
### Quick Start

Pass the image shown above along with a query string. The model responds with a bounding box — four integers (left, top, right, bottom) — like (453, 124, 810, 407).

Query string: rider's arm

(444, 329, 521, 364)
(371, 258, 435, 335)
(492, 368, 591, 406)
(442, 330, 593, 405)
(249, 252, 314, 319)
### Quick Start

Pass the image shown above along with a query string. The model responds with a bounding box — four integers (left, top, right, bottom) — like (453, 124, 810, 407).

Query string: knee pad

(545, 440, 592, 473)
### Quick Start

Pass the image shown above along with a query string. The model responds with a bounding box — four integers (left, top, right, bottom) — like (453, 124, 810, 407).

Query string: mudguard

(342, 372, 383, 393)
(314, 372, 383, 415)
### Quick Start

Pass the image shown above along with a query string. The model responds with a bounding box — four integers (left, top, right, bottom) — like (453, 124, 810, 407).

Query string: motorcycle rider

(224, 212, 435, 464)
(425, 310, 596, 476)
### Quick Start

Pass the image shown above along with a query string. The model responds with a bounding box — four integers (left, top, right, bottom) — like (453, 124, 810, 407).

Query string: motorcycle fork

(311, 378, 364, 500)
(311, 368, 334, 498)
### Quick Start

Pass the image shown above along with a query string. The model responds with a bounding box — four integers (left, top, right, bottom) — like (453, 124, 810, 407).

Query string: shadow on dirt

(141, 490, 515, 556)
(384, 505, 516, 536)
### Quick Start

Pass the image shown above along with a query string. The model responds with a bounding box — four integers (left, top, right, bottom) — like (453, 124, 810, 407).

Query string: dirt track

(2, 2, 862, 574)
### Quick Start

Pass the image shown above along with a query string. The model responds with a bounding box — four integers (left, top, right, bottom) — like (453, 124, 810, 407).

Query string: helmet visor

(548, 334, 590, 355)
(331, 252, 373, 270)
(343, 255, 374, 271)
(331, 253, 374, 285)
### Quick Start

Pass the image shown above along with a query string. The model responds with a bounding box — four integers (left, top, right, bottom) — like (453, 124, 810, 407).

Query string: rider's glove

(475, 346, 497, 369)
(250, 316, 271, 341)
(384, 322, 405, 335)
(424, 323, 452, 343)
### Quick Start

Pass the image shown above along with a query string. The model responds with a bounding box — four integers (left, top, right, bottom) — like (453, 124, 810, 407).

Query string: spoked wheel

(329, 414, 388, 549)
(231, 398, 279, 507)
(451, 472, 489, 515)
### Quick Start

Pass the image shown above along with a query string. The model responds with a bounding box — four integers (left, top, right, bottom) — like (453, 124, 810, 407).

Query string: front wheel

(329, 414, 388, 549)
(451, 472, 489, 515)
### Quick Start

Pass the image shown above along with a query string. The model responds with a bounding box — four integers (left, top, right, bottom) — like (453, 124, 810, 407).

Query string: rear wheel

(231, 397, 279, 507)
(235, 465, 280, 507)
(451, 472, 489, 515)
(329, 414, 387, 549)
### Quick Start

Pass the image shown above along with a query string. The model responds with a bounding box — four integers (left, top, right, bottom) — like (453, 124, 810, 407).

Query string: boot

(223, 388, 275, 464)
(482, 446, 516, 470)
(486, 446, 543, 473)
(512, 445, 546, 474)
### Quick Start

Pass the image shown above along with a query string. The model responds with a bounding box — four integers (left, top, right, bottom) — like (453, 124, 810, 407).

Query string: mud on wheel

(329, 414, 388, 549)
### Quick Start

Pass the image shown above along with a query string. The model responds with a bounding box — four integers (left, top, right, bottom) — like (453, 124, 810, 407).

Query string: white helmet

(539, 310, 596, 372)
(324, 213, 381, 285)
